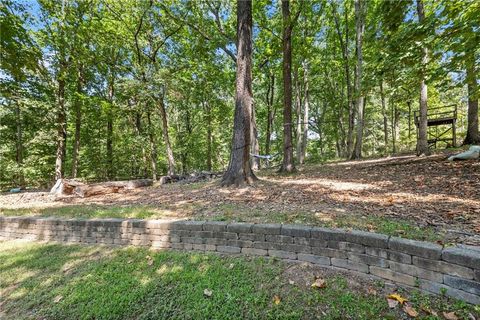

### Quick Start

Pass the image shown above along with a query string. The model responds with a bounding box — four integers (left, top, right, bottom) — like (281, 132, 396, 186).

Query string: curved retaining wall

(0, 216, 479, 304)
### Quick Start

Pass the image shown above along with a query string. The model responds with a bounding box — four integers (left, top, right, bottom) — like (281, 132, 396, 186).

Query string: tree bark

(251, 101, 260, 170)
(55, 60, 67, 181)
(295, 67, 303, 164)
(205, 100, 213, 171)
(15, 99, 24, 187)
(463, 52, 479, 144)
(332, 1, 354, 159)
(134, 112, 148, 177)
(265, 72, 275, 166)
(106, 77, 115, 179)
(221, 0, 256, 186)
(71, 66, 84, 178)
(380, 81, 388, 154)
(279, 0, 296, 172)
(146, 111, 158, 180)
(158, 95, 176, 176)
(352, 0, 365, 160)
(300, 61, 309, 164)
(416, 0, 430, 156)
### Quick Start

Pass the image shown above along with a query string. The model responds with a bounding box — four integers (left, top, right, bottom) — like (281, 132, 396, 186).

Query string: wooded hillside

(1, 0, 478, 188)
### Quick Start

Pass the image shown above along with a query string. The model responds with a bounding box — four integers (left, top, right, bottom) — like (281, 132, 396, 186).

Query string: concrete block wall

(0, 216, 479, 304)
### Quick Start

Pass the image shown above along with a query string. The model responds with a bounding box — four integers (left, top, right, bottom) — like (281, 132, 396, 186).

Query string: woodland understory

(1, 0, 479, 189)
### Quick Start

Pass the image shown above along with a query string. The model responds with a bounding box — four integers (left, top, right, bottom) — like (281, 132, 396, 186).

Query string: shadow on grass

(0, 241, 389, 320)
(1, 241, 478, 320)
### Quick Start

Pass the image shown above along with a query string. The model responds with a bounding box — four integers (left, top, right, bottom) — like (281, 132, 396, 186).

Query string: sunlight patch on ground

(314, 212, 334, 222)
(326, 155, 419, 167)
(276, 178, 378, 191)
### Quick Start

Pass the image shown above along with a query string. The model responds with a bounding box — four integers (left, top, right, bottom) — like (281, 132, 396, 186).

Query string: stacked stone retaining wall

(0, 216, 478, 304)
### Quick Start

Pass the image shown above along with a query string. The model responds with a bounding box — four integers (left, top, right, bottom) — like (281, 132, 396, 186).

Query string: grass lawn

(1, 240, 478, 320)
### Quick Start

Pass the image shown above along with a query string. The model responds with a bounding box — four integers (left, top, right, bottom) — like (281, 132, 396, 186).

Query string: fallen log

(50, 179, 84, 195)
(158, 175, 185, 185)
(50, 178, 153, 197)
(74, 184, 121, 198)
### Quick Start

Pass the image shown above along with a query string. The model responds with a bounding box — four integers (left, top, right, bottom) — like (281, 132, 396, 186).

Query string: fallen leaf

(387, 298, 399, 309)
(53, 295, 63, 303)
(311, 277, 326, 289)
(443, 311, 458, 320)
(403, 304, 418, 318)
(146, 256, 153, 266)
(387, 293, 408, 304)
(367, 286, 377, 296)
(420, 306, 438, 316)
(273, 295, 281, 305)
(203, 289, 213, 297)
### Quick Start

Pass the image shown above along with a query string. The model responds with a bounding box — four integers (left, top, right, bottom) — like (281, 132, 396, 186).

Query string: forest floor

(1, 150, 479, 245)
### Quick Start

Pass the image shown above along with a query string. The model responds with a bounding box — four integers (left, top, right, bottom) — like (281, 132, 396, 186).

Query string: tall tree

(54, 1, 68, 180)
(415, 0, 430, 156)
(352, 0, 365, 159)
(221, 0, 256, 186)
(279, 0, 301, 172)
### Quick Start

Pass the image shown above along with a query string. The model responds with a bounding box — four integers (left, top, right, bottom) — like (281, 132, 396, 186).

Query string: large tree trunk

(71, 66, 84, 178)
(158, 96, 176, 176)
(416, 0, 430, 156)
(463, 53, 479, 145)
(279, 0, 296, 172)
(300, 61, 309, 164)
(352, 0, 365, 160)
(380, 81, 388, 154)
(265, 72, 275, 166)
(221, 0, 256, 186)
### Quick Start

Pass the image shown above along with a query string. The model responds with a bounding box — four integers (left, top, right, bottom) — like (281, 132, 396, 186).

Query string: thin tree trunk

(352, 0, 365, 160)
(71, 66, 84, 178)
(158, 96, 175, 176)
(265, 73, 275, 166)
(146, 111, 158, 180)
(416, 0, 430, 156)
(205, 100, 213, 171)
(106, 79, 114, 179)
(15, 99, 24, 187)
(221, 0, 256, 186)
(55, 61, 67, 181)
(408, 100, 412, 139)
(463, 52, 479, 144)
(332, 2, 354, 158)
(380, 81, 388, 153)
(135, 112, 148, 177)
(280, 0, 296, 172)
(300, 61, 309, 164)
(295, 67, 303, 164)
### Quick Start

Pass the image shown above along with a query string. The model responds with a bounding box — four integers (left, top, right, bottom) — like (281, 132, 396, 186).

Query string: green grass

(0, 204, 185, 220)
(1, 241, 478, 320)
(198, 203, 444, 242)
